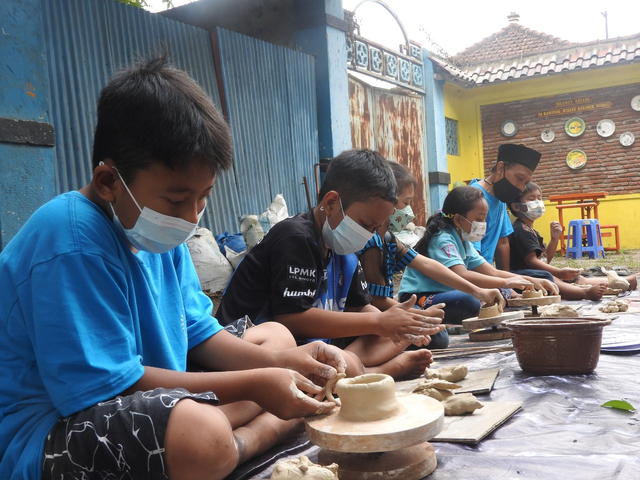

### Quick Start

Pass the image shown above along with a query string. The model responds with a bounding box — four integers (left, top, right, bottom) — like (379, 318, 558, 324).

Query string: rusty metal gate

(349, 76, 429, 226)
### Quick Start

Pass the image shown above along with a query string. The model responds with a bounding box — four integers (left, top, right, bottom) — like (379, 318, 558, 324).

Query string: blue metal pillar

(422, 49, 449, 215)
(294, 0, 351, 159)
(0, 0, 56, 249)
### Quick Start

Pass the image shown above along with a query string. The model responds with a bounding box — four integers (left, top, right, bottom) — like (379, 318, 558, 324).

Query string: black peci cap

(497, 144, 541, 171)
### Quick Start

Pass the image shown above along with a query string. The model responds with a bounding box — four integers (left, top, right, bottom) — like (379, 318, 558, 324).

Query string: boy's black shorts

(42, 387, 219, 479)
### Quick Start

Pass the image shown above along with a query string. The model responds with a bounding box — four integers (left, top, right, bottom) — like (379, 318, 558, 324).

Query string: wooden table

(548, 192, 608, 254)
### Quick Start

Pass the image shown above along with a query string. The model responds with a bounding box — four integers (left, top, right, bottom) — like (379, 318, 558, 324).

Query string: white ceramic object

(541, 128, 555, 143)
(620, 132, 635, 147)
(596, 119, 615, 137)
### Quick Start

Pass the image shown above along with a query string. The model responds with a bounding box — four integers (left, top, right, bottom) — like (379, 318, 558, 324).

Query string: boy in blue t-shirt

(0, 53, 346, 480)
(469, 143, 551, 283)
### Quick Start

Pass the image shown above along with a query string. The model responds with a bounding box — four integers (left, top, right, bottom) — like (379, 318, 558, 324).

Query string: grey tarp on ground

(232, 299, 640, 480)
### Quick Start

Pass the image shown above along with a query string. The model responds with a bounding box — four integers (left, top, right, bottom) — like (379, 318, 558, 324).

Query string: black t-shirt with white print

(216, 210, 371, 342)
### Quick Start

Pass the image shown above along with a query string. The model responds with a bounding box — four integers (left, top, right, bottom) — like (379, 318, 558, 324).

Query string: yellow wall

(443, 63, 640, 250)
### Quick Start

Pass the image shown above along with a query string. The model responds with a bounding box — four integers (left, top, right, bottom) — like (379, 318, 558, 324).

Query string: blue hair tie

(439, 209, 453, 218)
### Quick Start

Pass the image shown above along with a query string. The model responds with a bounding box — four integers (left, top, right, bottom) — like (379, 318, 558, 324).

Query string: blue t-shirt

(0, 192, 222, 479)
(469, 179, 514, 265)
(399, 225, 485, 295)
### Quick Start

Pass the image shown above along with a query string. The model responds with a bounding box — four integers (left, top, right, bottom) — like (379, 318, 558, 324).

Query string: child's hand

(380, 295, 444, 342)
(530, 278, 559, 296)
(550, 221, 563, 240)
(503, 276, 534, 291)
(473, 288, 506, 310)
(253, 368, 337, 418)
(423, 303, 445, 320)
(556, 267, 581, 281)
(285, 341, 347, 382)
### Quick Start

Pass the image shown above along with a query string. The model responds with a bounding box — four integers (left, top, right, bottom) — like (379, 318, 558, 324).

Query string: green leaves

(601, 400, 635, 412)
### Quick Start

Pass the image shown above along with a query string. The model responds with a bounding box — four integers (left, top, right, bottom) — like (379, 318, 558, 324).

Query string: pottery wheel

(318, 441, 437, 480)
(508, 295, 561, 315)
(462, 310, 525, 331)
(305, 393, 444, 453)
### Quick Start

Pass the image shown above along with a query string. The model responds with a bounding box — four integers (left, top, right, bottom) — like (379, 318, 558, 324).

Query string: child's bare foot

(234, 413, 304, 465)
(626, 275, 638, 291)
(367, 349, 433, 380)
(585, 283, 608, 301)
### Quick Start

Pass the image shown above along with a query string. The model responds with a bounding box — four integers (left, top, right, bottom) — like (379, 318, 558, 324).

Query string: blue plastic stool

(566, 219, 605, 259)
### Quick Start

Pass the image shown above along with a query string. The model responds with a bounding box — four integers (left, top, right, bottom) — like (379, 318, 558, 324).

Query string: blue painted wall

(0, 0, 57, 249)
(294, 0, 351, 159)
(423, 50, 449, 214)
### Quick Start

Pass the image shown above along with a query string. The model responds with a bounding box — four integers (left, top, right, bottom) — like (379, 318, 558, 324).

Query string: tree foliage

(118, 0, 174, 9)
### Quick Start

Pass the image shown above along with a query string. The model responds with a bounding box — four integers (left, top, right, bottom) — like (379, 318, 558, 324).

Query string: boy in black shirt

(218, 150, 445, 379)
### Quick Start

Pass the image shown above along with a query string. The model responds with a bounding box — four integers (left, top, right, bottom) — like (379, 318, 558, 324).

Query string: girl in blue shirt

(399, 186, 558, 323)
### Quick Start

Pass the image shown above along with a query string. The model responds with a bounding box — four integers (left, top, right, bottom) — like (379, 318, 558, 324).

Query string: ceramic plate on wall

(565, 117, 586, 137)
(541, 128, 555, 143)
(566, 149, 587, 170)
(620, 132, 635, 146)
(501, 120, 518, 137)
(596, 119, 615, 137)
(631, 95, 640, 111)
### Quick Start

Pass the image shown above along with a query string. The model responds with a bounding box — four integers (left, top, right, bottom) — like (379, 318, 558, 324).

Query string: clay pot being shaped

(335, 373, 401, 422)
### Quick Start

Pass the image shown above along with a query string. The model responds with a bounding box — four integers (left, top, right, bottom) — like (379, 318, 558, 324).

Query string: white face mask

(322, 197, 374, 255)
(518, 200, 546, 220)
(105, 163, 205, 253)
(460, 215, 487, 243)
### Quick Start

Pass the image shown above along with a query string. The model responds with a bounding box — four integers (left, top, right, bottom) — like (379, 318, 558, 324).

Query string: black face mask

(492, 173, 523, 204)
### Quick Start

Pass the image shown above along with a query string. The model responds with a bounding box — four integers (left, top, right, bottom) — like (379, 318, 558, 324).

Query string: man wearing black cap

(469, 143, 543, 272)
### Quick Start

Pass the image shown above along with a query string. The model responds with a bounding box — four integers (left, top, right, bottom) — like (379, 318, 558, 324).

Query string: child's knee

(166, 400, 238, 479)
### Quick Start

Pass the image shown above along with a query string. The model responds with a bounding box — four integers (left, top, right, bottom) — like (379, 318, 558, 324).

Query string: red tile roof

(431, 21, 640, 87)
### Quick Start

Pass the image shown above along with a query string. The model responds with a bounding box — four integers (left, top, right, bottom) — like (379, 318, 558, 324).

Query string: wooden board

(432, 401, 523, 444)
(455, 368, 499, 394)
(395, 368, 500, 396)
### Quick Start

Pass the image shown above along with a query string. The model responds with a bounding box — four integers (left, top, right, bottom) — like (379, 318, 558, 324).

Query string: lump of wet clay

(441, 393, 484, 416)
(606, 270, 630, 291)
(413, 378, 461, 393)
(539, 304, 579, 318)
(271, 456, 339, 480)
(478, 303, 503, 318)
(413, 387, 455, 401)
(324, 373, 346, 406)
(522, 289, 544, 299)
(600, 298, 629, 313)
(424, 364, 468, 383)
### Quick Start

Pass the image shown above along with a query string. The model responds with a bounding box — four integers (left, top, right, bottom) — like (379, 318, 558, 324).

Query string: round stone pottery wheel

(305, 373, 444, 453)
(306, 373, 444, 479)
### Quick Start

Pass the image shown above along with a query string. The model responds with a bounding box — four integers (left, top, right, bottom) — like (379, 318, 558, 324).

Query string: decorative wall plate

(541, 128, 555, 143)
(566, 149, 587, 170)
(631, 95, 640, 111)
(565, 117, 586, 137)
(596, 119, 615, 137)
(501, 120, 518, 137)
(620, 132, 635, 146)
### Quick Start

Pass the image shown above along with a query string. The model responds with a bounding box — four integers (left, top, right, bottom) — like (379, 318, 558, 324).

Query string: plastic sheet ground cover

(234, 314, 640, 479)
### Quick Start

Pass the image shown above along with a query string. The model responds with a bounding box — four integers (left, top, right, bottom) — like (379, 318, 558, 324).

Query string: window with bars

(445, 117, 459, 156)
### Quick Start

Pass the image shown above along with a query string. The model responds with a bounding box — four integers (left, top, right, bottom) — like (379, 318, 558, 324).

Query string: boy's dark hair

(415, 186, 484, 255)
(388, 161, 417, 194)
(318, 149, 397, 209)
(508, 182, 541, 216)
(92, 51, 233, 182)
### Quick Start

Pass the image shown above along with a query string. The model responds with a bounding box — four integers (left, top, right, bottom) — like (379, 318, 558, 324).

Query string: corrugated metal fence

(41, 0, 317, 235)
